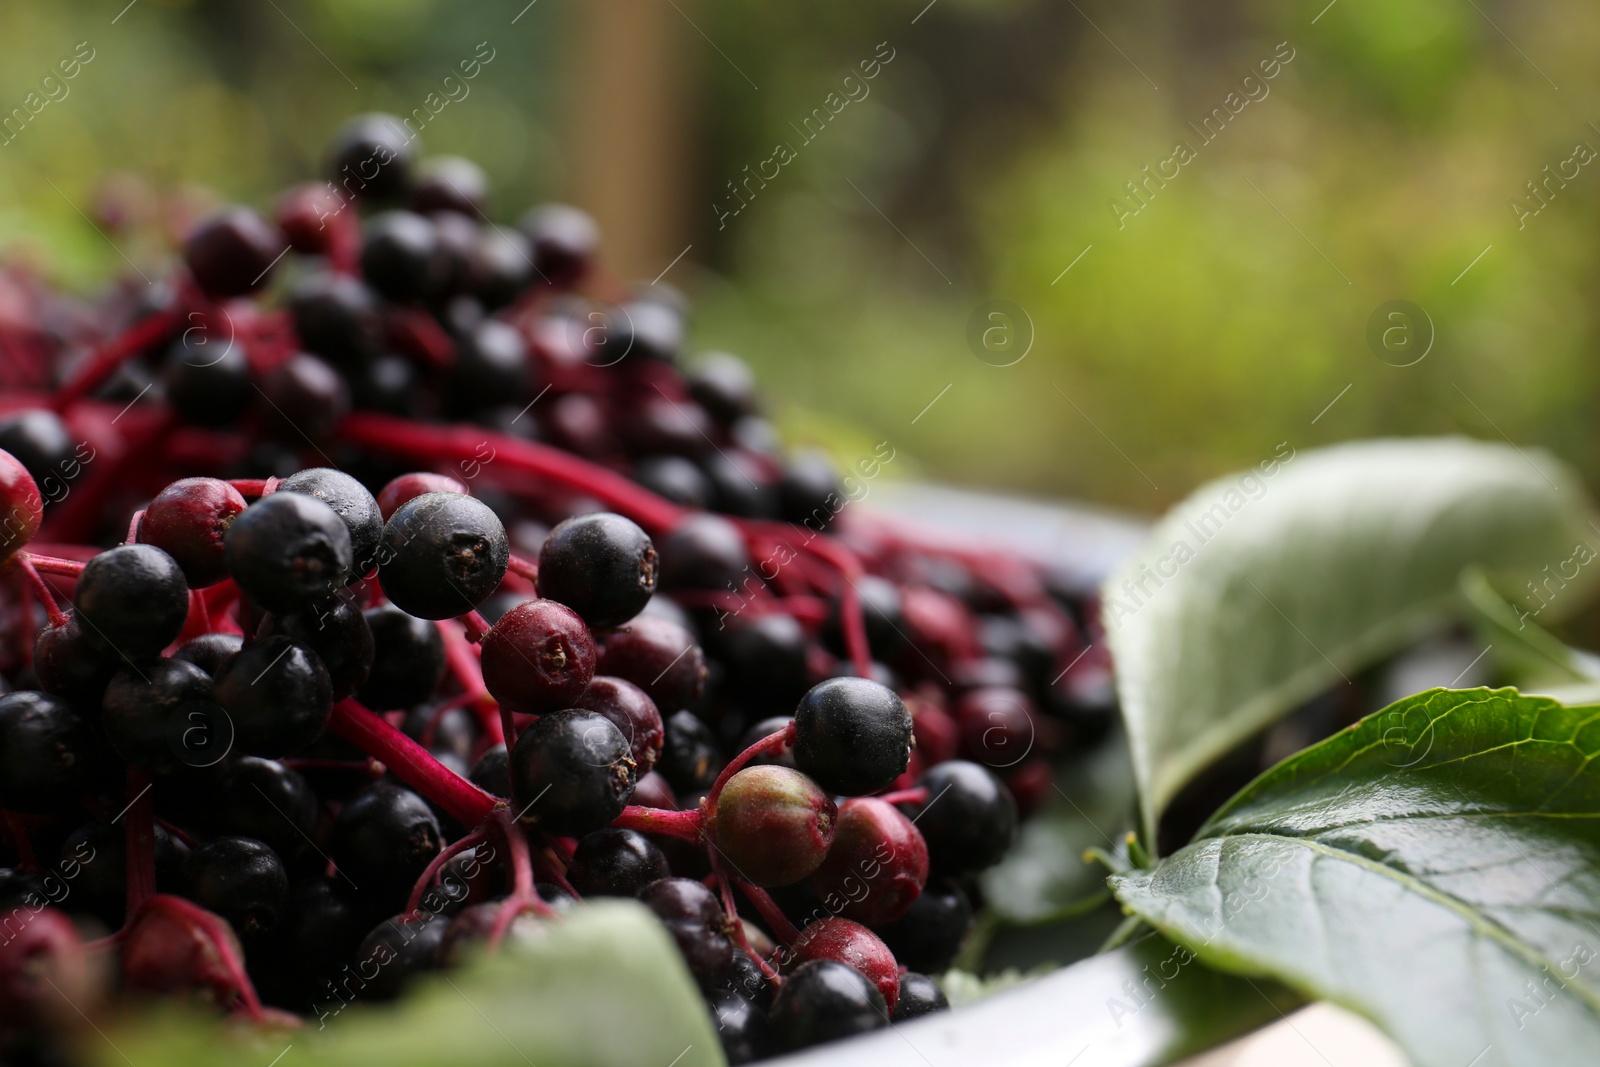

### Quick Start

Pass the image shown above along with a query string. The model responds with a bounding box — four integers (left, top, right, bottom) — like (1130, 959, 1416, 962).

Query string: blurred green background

(2, 0, 1598, 514)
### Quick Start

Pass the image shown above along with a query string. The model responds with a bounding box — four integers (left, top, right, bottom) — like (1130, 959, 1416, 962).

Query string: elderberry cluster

(0, 114, 1117, 1065)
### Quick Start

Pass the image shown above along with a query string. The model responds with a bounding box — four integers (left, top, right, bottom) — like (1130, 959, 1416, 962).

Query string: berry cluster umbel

(0, 113, 1115, 1065)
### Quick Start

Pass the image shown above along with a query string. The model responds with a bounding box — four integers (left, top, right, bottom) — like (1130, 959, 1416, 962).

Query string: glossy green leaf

(1103, 437, 1600, 846)
(96, 901, 726, 1067)
(1110, 687, 1600, 1067)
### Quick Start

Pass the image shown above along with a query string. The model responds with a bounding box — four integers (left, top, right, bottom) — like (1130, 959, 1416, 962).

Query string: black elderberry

(100, 656, 216, 774)
(172, 632, 244, 676)
(509, 710, 637, 836)
(633, 455, 712, 509)
(163, 333, 254, 428)
(567, 828, 669, 898)
(657, 709, 721, 794)
(596, 615, 707, 712)
(451, 320, 530, 410)
(183, 207, 284, 298)
(33, 618, 120, 707)
(0, 692, 104, 813)
(792, 677, 913, 797)
(331, 782, 442, 915)
(716, 614, 811, 712)
(277, 468, 384, 579)
(536, 512, 658, 629)
(353, 913, 447, 1000)
(225, 491, 354, 613)
(700, 451, 779, 519)
(411, 155, 488, 217)
(708, 989, 771, 1065)
(260, 595, 375, 700)
(768, 959, 887, 1051)
(0, 410, 76, 489)
(597, 300, 681, 365)
(258, 352, 350, 442)
(212, 756, 319, 862)
(58, 821, 185, 928)
(519, 203, 598, 289)
(904, 760, 1017, 876)
(892, 973, 950, 1021)
(360, 211, 446, 303)
(657, 513, 749, 591)
(73, 543, 190, 659)
(640, 877, 733, 991)
(778, 449, 842, 529)
(359, 604, 447, 711)
(212, 636, 333, 758)
(686, 353, 759, 426)
(183, 836, 290, 939)
(326, 113, 417, 203)
(287, 272, 383, 371)
(468, 744, 510, 799)
(377, 492, 509, 620)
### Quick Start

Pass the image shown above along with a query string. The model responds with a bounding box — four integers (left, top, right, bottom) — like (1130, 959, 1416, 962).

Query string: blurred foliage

(4, 0, 1600, 513)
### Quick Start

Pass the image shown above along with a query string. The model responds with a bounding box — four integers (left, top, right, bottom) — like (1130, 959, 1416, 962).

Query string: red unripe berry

(183, 207, 285, 299)
(807, 797, 929, 926)
(121, 895, 249, 1004)
(954, 686, 1038, 770)
(480, 599, 597, 714)
(790, 916, 900, 1011)
(0, 907, 92, 1026)
(376, 471, 470, 521)
(911, 699, 960, 767)
(274, 181, 348, 255)
(0, 448, 42, 563)
(711, 765, 836, 888)
(138, 477, 248, 588)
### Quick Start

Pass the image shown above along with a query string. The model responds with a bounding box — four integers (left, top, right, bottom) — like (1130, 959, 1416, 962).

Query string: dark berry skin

(0, 867, 48, 911)
(0, 410, 74, 492)
(509, 710, 637, 837)
(163, 337, 252, 429)
(451, 320, 530, 410)
(657, 709, 721, 794)
(778, 449, 841, 529)
(519, 203, 598, 289)
(325, 113, 417, 202)
(633, 455, 711, 509)
(354, 913, 447, 1000)
(687, 354, 758, 425)
(101, 657, 215, 774)
(358, 605, 446, 710)
(712, 766, 836, 888)
(259, 596, 374, 700)
(875, 880, 973, 973)
(138, 477, 248, 588)
(361, 211, 446, 303)
(596, 615, 707, 712)
(375, 472, 469, 521)
(467, 225, 533, 309)
(658, 513, 750, 592)
(954, 686, 1038, 769)
(225, 491, 354, 614)
(598, 300, 681, 365)
(277, 469, 384, 580)
(904, 760, 1017, 876)
(790, 917, 899, 1010)
(640, 877, 733, 991)
(331, 783, 442, 914)
(257, 352, 351, 443)
(892, 973, 949, 1021)
(808, 797, 928, 926)
(768, 959, 888, 1051)
(717, 614, 811, 712)
(33, 619, 119, 706)
(480, 599, 596, 715)
(567, 828, 669, 898)
(573, 676, 663, 775)
(183, 836, 289, 939)
(73, 544, 190, 659)
(377, 492, 509, 620)
(536, 513, 659, 630)
(183, 207, 284, 298)
(212, 757, 318, 862)
(701, 451, 779, 519)
(792, 678, 913, 797)
(274, 182, 346, 255)
(251, 875, 366, 1005)
(287, 272, 382, 371)
(58, 821, 185, 927)
(709, 990, 770, 1065)
(411, 155, 488, 216)
(0, 692, 104, 813)
(212, 637, 333, 758)
(468, 744, 510, 799)
(172, 632, 244, 676)
(736, 716, 797, 770)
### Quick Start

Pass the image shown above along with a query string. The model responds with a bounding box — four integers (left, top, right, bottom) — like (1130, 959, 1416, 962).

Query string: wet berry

(789, 916, 899, 1010)
(792, 677, 913, 797)
(479, 599, 595, 714)
(509, 709, 636, 836)
(73, 544, 190, 659)
(567, 828, 669, 897)
(377, 492, 509, 620)
(225, 489, 354, 613)
(536, 512, 658, 629)
(138, 477, 248, 588)
(277, 468, 383, 579)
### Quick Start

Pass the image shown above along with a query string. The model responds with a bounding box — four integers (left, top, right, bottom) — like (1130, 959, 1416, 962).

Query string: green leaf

(1104, 437, 1600, 847)
(1110, 687, 1600, 1067)
(96, 901, 726, 1067)
(1461, 567, 1600, 689)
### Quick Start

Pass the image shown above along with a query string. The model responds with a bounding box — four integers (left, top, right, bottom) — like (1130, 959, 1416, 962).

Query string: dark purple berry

(657, 709, 721, 794)
(330, 783, 442, 914)
(0, 692, 104, 813)
(225, 491, 353, 613)
(479, 599, 595, 714)
(892, 973, 949, 1021)
(903, 760, 1016, 876)
(326, 113, 417, 202)
(100, 656, 215, 774)
(377, 492, 509, 620)
(287, 272, 383, 371)
(73, 544, 190, 659)
(768, 959, 887, 1051)
(536, 512, 658, 629)
(596, 615, 706, 711)
(509, 709, 636, 836)
(792, 677, 912, 797)
(212, 636, 333, 758)
(259, 596, 374, 701)
(183, 836, 289, 939)
(183, 207, 283, 298)
(567, 828, 669, 897)
(658, 513, 749, 592)
(519, 203, 598, 289)
(640, 877, 733, 991)
(358, 605, 446, 710)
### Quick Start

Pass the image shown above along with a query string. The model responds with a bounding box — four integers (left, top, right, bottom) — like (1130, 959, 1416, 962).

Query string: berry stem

(437, 620, 502, 746)
(876, 786, 931, 807)
(16, 557, 68, 628)
(327, 698, 499, 827)
(124, 509, 144, 545)
(705, 723, 796, 810)
(506, 553, 538, 582)
(487, 810, 555, 945)
(612, 804, 704, 842)
(124, 769, 157, 922)
(51, 306, 183, 411)
(458, 609, 491, 643)
(406, 829, 486, 916)
(227, 479, 272, 497)
(19, 552, 86, 577)
(711, 861, 783, 984)
(734, 880, 801, 947)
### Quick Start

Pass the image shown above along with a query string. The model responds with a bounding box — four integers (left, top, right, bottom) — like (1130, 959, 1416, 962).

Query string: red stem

(406, 829, 486, 915)
(137, 895, 264, 1019)
(506, 554, 538, 582)
(706, 723, 796, 809)
(459, 610, 491, 643)
(17, 558, 68, 628)
(877, 786, 931, 807)
(736, 881, 801, 946)
(713, 861, 782, 983)
(52, 306, 183, 411)
(612, 805, 704, 842)
(20, 552, 86, 577)
(327, 698, 499, 826)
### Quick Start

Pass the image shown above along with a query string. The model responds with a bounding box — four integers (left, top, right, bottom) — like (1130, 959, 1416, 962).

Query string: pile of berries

(0, 115, 1116, 1064)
